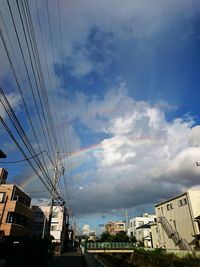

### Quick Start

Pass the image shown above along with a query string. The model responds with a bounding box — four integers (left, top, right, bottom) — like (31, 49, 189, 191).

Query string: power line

(18, 0, 58, 161)
(7, 0, 54, 168)
(0, 10, 51, 181)
(0, 88, 62, 202)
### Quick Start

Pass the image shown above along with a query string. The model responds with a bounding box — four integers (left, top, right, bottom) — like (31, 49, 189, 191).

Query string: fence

(85, 242, 135, 250)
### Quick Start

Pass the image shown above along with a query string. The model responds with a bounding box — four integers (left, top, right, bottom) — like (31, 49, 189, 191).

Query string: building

(31, 205, 47, 238)
(105, 221, 126, 235)
(128, 213, 156, 238)
(135, 223, 153, 248)
(32, 204, 66, 254)
(152, 189, 200, 251)
(0, 169, 32, 239)
(82, 224, 90, 236)
(88, 230, 98, 241)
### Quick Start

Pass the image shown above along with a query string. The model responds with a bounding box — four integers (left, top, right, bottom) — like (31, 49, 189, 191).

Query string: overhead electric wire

(0, 28, 45, 162)
(34, 0, 59, 153)
(18, 0, 57, 162)
(57, 0, 75, 206)
(44, 0, 64, 151)
(16, 0, 55, 161)
(0, 25, 54, 188)
(0, 88, 62, 202)
(0, 116, 52, 195)
(23, 0, 58, 157)
(7, 0, 53, 172)
(0, 1, 73, 211)
(1, 1, 53, 182)
(0, 151, 47, 164)
(43, 0, 73, 206)
(0, 149, 60, 172)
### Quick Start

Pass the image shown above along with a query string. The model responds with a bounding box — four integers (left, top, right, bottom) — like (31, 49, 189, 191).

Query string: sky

(0, 0, 200, 232)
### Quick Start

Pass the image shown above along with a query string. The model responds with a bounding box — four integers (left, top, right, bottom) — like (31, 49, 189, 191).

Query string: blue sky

(1, 0, 200, 232)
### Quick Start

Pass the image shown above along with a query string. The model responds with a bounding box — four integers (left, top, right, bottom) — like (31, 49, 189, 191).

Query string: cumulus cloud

(189, 126, 200, 146)
(70, 86, 200, 215)
(1, 0, 200, 218)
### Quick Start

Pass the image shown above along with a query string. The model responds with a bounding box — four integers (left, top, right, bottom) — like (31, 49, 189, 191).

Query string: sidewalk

(48, 249, 86, 267)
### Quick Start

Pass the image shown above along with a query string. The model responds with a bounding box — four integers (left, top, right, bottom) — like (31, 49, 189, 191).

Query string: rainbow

(19, 142, 103, 189)
(19, 136, 160, 190)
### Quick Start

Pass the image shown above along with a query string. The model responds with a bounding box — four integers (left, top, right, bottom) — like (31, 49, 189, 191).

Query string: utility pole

(47, 150, 60, 240)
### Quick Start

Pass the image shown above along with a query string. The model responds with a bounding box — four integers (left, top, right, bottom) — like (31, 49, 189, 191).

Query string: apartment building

(105, 221, 126, 235)
(128, 213, 156, 238)
(0, 169, 32, 238)
(31, 205, 47, 238)
(152, 189, 200, 251)
(32, 204, 66, 254)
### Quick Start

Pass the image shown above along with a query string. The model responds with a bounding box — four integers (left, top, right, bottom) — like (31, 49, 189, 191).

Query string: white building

(82, 224, 90, 236)
(135, 224, 152, 248)
(151, 189, 200, 251)
(32, 204, 66, 254)
(128, 213, 156, 238)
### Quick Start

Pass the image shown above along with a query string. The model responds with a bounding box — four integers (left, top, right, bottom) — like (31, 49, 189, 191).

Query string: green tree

(130, 235, 137, 243)
(113, 231, 129, 242)
(100, 231, 113, 242)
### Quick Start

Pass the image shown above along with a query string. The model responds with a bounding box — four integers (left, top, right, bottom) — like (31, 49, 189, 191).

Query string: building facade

(128, 213, 156, 238)
(0, 181, 32, 239)
(152, 189, 200, 251)
(105, 221, 125, 235)
(135, 224, 153, 248)
(32, 204, 66, 254)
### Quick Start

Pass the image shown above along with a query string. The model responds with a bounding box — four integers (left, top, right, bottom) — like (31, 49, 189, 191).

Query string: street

(48, 249, 87, 267)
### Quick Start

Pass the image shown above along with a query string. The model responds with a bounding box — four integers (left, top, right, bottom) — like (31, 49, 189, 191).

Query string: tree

(113, 231, 129, 242)
(100, 232, 113, 242)
(130, 235, 137, 243)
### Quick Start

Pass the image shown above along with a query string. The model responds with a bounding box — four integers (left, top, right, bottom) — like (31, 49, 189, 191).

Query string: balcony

(1, 222, 30, 237)
(6, 200, 32, 219)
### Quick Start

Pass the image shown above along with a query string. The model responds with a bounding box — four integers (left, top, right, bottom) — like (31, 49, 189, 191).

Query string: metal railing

(85, 242, 135, 250)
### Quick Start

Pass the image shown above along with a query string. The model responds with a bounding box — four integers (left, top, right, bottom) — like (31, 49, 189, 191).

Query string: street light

(0, 150, 6, 158)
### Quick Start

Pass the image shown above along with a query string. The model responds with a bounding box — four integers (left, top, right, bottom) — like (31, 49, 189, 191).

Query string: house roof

(155, 192, 187, 207)
(136, 224, 151, 230)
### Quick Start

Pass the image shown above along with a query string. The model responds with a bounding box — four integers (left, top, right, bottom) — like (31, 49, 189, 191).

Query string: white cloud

(70, 86, 200, 215)
(0, 92, 21, 119)
(189, 126, 200, 146)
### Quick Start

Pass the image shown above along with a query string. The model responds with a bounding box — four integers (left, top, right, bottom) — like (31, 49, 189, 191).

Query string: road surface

(48, 249, 87, 267)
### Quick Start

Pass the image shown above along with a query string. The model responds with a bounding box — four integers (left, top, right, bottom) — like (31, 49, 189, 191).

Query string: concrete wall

(154, 191, 200, 250)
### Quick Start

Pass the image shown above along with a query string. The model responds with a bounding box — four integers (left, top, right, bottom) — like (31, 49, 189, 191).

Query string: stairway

(159, 216, 192, 251)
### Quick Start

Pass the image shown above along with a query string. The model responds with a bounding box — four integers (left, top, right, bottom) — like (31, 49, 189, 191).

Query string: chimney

(0, 168, 8, 184)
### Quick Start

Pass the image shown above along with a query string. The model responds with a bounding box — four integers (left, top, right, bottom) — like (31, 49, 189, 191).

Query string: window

(167, 203, 173, 210)
(0, 192, 5, 203)
(179, 198, 187, 207)
(50, 225, 57, 231)
(138, 221, 144, 226)
(6, 212, 28, 227)
(52, 212, 58, 218)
